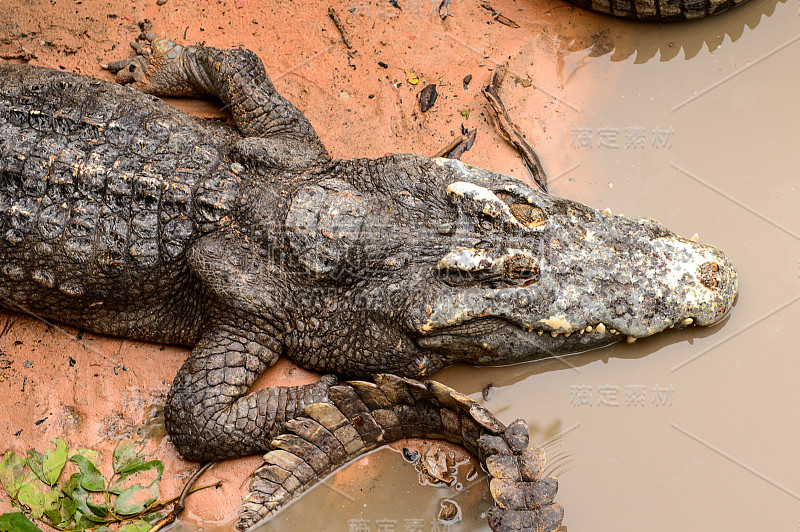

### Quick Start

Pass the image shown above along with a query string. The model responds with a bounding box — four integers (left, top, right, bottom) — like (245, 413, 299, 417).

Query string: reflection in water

(248, 448, 494, 532)
(555, 0, 784, 68)
(542, 437, 576, 479)
(435, 312, 735, 393)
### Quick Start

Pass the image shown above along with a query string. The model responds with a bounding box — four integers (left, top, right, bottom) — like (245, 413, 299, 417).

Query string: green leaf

(109, 460, 163, 495)
(61, 494, 78, 524)
(68, 448, 101, 464)
(42, 487, 60, 511)
(140, 511, 166, 523)
(69, 485, 107, 523)
(0, 452, 27, 498)
(43, 502, 63, 527)
(69, 455, 105, 492)
(117, 520, 154, 532)
(26, 450, 45, 485)
(114, 481, 158, 516)
(61, 472, 82, 497)
(0, 511, 44, 532)
(74, 509, 105, 529)
(112, 440, 145, 474)
(41, 488, 67, 527)
(42, 439, 67, 486)
(39, 488, 62, 527)
(48, 496, 78, 528)
(86, 493, 108, 517)
(17, 482, 45, 519)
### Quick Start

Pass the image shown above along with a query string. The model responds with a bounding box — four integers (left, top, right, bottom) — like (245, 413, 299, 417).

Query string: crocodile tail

(569, 0, 748, 20)
(237, 374, 564, 532)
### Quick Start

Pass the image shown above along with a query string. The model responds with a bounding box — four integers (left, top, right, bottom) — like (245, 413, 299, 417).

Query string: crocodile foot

(103, 33, 204, 97)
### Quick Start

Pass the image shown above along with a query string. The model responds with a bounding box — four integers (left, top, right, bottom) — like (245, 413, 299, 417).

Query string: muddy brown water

(1, 0, 799, 531)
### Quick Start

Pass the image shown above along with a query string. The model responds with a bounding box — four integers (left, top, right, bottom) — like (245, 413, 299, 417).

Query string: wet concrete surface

(1, 0, 799, 530)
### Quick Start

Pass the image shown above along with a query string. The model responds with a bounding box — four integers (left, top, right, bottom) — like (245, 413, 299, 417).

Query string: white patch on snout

(654, 237, 713, 297)
(437, 248, 494, 272)
(540, 315, 575, 331)
(445, 181, 525, 230)
(437, 247, 536, 273)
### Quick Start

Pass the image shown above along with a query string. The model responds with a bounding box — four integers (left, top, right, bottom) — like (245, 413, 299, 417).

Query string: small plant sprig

(0, 438, 214, 532)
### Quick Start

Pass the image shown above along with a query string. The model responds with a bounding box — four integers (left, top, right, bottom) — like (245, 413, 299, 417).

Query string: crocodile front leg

(105, 34, 328, 169)
(166, 322, 336, 461)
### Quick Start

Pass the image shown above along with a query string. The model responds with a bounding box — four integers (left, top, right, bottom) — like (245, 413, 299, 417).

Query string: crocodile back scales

(0, 64, 239, 343)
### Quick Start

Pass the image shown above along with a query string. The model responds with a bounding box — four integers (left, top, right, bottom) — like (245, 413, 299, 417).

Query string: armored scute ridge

(0, 32, 737, 531)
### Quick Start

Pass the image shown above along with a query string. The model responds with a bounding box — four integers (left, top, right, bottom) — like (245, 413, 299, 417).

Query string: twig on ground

(482, 64, 548, 192)
(432, 129, 477, 160)
(146, 461, 218, 532)
(328, 7, 353, 49)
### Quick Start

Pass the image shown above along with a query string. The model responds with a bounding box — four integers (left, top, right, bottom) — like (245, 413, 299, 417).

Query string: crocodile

(0, 35, 737, 530)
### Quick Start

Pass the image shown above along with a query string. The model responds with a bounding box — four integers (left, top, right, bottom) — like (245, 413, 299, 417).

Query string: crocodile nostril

(698, 261, 722, 290)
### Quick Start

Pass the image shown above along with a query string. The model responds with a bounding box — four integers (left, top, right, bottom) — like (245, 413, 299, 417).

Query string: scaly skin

(0, 34, 738, 530)
(570, 0, 748, 20)
(239, 375, 564, 532)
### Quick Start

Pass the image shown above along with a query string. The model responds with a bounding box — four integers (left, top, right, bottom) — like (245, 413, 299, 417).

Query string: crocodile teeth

(681, 317, 694, 325)
(595, 323, 606, 334)
(564, 332, 571, 338)
(585, 325, 593, 333)
(690, 233, 699, 243)
(602, 207, 613, 216)
(537, 330, 543, 336)
(626, 336, 637, 343)
(609, 328, 617, 334)
(550, 331, 558, 337)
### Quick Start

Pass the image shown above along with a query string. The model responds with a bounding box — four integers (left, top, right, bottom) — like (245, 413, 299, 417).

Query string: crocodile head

(283, 155, 737, 377)
(408, 158, 738, 367)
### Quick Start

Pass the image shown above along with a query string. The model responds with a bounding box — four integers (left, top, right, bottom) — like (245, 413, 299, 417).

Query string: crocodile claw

(103, 53, 149, 84)
(102, 34, 199, 97)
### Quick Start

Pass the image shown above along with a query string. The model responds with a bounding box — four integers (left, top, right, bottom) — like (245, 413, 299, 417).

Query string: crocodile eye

(509, 203, 545, 228)
(495, 191, 546, 229)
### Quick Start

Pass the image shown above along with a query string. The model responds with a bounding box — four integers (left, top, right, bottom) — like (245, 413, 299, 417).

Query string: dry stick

(328, 7, 353, 49)
(482, 64, 548, 193)
(432, 136, 466, 159)
(146, 461, 218, 532)
(432, 129, 477, 160)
